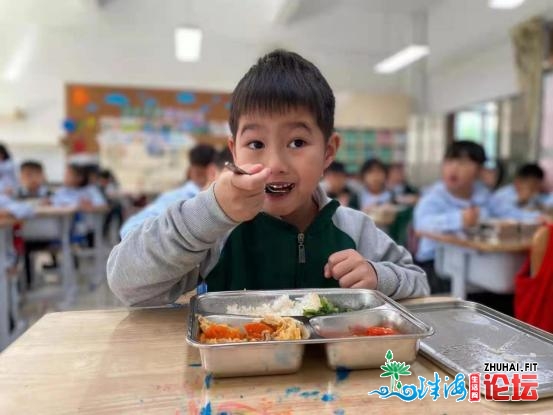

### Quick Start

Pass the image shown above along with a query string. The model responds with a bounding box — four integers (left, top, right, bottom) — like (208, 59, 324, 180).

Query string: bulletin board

(336, 128, 406, 174)
(64, 84, 232, 193)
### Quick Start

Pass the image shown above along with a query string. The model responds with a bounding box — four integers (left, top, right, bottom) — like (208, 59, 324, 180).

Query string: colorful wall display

(64, 84, 231, 193)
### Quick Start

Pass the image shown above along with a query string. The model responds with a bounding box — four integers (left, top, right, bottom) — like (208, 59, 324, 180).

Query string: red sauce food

(350, 326, 399, 336)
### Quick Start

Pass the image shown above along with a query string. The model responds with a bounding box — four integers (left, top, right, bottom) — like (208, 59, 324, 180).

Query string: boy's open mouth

(265, 182, 295, 194)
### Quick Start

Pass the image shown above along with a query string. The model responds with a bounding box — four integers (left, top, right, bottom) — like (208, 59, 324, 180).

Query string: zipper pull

(297, 233, 306, 263)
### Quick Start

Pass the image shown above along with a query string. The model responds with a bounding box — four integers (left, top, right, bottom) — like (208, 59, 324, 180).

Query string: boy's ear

(227, 137, 236, 161)
(323, 133, 341, 170)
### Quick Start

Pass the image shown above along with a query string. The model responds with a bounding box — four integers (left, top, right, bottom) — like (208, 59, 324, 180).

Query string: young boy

(387, 163, 418, 205)
(119, 145, 229, 238)
(359, 158, 392, 211)
(107, 50, 429, 306)
(414, 140, 489, 292)
(489, 163, 546, 221)
(322, 161, 360, 209)
(17, 160, 51, 199)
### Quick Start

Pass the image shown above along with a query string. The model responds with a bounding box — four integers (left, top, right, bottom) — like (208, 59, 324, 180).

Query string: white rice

(226, 293, 322, 316)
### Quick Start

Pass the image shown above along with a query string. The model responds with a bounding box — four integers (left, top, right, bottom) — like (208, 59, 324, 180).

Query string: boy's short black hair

(326, 161, 346, 175)
(516, 163, 544, 180)
(360, 158, 388, 177)
(484, 159, 505, 189)
(444, 140, 486, 165)
(0, 143, 11, 161)
(20, 160, 43, 172)
(68, 164, 89, 187)
(189, 144, 217, 167)
(229, 49, 335, 140)
(214, 148, 233, 169)
(98, 169, 113, 180)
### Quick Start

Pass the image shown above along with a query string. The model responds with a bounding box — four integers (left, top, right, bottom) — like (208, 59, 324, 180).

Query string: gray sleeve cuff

(371, 261, 399, 297)
(175, 182, 239, 243)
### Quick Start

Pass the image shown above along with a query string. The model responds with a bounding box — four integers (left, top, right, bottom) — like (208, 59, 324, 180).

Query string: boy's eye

(247, 141, 264, 150)
(289, 139, 306, 149)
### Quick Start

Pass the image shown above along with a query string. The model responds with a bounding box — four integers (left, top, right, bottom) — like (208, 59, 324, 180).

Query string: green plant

(380, 350, 411, 392)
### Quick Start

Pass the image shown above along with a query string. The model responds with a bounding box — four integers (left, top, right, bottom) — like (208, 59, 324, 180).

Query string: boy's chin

(262, 198, 299, 218)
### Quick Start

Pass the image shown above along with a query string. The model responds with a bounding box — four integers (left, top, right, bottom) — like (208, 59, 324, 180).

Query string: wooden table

(418, 231, 531, 299)
(0, 296, 551, 414)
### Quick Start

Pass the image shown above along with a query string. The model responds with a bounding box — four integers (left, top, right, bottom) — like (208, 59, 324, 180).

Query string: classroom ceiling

(0, 0, 440, 93)
(0, 0, 552, 95)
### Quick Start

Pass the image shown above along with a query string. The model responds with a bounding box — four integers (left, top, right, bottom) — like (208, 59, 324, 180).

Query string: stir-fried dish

(198, 315, 307, 344)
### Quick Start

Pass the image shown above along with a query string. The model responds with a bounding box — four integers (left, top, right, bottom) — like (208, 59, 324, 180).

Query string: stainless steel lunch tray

(407, 301, 553, 398)
(310, 309, 430, 369)
(186, 289, 434, 377)
(192, 288, 393, 316)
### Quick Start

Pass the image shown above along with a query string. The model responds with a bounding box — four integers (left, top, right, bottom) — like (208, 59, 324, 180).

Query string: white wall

(335, 93, 411, 129)
(428, 41, 518, 113)
(427, 0, 553, 113)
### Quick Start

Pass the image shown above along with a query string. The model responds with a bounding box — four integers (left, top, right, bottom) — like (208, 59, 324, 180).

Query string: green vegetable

(303, 297, 346, 318)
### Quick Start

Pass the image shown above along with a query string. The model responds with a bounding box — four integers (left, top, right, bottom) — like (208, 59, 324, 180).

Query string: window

(454, 102, 498, 162)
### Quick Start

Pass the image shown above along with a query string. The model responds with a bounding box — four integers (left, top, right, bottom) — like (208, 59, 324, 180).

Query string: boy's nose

(264, 152, 288, 175)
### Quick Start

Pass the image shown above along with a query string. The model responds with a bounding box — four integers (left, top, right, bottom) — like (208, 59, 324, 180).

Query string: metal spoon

(224, 161, 250, 175)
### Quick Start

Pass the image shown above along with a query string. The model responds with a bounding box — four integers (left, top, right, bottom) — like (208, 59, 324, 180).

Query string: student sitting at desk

(0, 143, 18, 196)
(480, 159, 505, 192)
(489, 163, 547, 222)
(322, 161, 360, 209)
(359, 158, 392, 211)
(107, 49, 429, 306)
(414, 140, 490, 293)
(17, 160, 52, 200)
(387, 162, 418, 205)
(515, 224, 553, 333)
(50, 164, 106, 209)
(119, 146, 231, 238)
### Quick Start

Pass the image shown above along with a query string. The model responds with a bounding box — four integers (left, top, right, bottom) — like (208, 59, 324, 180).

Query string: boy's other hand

(462, 206, 480, 228)
(324, 249, 377, 289)
(214, 163, 271, 222)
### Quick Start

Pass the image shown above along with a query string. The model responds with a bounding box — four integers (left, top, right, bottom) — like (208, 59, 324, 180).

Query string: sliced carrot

(349, 325, 399, 336)
(365, 326, 398, 336)
(202, 324, 243, 340)
(244, 322, 274, 340)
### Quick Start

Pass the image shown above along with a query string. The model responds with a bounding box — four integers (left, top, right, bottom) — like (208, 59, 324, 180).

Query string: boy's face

(514, 177, 542, 204)
(388, 166, 404, 186)
(480, 167, 498, 189)
(189, 165, 211, 188)
(229, 107, 339, 220)
(20, 168, 44, 191)
(362, 169, 387, 193)
(324, 171, 347, 193)
(442, 157, 480, 194)
(64, 167, 80, 187)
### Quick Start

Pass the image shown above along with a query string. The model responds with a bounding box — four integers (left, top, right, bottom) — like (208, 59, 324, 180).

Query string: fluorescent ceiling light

(374, 45, 429, 74)
(2, 28, 37, 82)
(488, 0, 525, 9)
(175, 27, 202, 62)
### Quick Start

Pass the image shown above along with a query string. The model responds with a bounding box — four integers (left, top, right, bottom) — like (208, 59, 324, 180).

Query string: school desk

(418, 231, 532, 299)
(24, 206, 78, 303)
(0, 217, 18, 350)
(0, 296, 550, 414)
(78, 205, 109, 288)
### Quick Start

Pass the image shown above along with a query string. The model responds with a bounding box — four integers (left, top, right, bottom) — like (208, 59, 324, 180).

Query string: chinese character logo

(368, 350, 467, 402)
